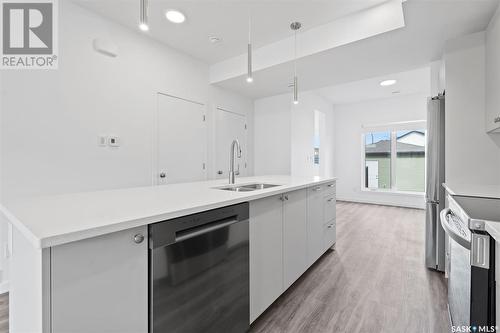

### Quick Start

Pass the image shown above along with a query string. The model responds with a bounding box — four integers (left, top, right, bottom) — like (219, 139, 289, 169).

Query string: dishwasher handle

(175, 218, 239, 243)
(440, 208, 471, 250)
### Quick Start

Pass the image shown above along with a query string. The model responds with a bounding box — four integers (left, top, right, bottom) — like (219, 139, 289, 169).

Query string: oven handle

(440, 208, 471, 250)
(175, 218, 239, 243)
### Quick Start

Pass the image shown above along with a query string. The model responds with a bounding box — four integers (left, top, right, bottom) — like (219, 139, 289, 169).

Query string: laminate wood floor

(0, 202, 449, 333)
(0, 293, 7, 333)
(250, 201, 450, 333)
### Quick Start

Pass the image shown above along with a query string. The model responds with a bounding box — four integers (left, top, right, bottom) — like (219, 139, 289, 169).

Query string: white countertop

(443, 183, 500, 199)
(0, 175, 336, 249)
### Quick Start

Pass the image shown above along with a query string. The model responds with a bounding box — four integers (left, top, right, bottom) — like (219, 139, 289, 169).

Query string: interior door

(366, 160, 379, 188)
(215, 108, 247, 179)
(157, 94, 207, 185)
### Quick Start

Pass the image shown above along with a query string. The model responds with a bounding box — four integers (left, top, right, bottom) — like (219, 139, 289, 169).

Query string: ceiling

(75, 0, 499, 100)
(74, 0, 388, 64)
(214, 0, 499, 98)
(317, 67, 431, 105)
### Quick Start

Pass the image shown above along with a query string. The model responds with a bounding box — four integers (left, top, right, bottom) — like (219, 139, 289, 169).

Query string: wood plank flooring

(0, 202, 449, 333)
(250, 201, 450, 333)
(0, 293, 7, 333)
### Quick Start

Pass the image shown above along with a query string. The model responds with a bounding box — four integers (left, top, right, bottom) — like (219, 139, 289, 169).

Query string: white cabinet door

(283, 189, 308, 289)
(215, 108, 247, 179)
(51, 226, 148, 333)
(157, 93, 207, 184)
(307, 185, 324, 267)
(324, 222, 336, 252)
(249, 195, 284, 323)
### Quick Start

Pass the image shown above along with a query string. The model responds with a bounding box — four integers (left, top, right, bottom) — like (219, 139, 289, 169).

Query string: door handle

(217, 170, 223, 175)
(159, 172, 166, 178)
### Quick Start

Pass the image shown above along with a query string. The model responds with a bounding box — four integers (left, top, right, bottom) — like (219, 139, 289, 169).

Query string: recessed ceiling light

(165, 10, 186, 23)
(380, 79, 397, 86)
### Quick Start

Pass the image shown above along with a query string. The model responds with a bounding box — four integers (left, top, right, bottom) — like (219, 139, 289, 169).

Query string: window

(363, 127, 426, 193)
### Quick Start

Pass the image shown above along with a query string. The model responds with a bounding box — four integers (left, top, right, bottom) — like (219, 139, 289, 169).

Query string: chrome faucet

(229, 139, 242, 184)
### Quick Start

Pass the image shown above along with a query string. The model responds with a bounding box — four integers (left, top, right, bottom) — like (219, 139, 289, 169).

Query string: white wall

(0, 0, 254, 293)
(291, 92, 334, 178)
(254, 93, 292, 175)
(444, 32, 500, 185)
(209, 86, 255, 178)
(0, 0, 255, 200)
(486, 4, 500, 133)
(334, 93, 428, 209)
(253, 91, 335, 178)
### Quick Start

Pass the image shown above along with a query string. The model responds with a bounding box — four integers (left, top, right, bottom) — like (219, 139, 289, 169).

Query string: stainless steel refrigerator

(425, 95, 446, 272)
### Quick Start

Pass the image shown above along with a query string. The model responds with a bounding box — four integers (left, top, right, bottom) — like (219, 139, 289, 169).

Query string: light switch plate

(98, 135, 107, 147)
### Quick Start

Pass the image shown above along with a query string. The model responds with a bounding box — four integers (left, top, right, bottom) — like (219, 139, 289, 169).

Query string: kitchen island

(1, 175, 337, 333)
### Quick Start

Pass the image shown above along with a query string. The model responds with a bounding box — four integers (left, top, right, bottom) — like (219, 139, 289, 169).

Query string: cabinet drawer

(324, 195, 336, 223)
(324, 222, 336, 251)
(308, 185, 323, 196)
(324, 182, 336, 196)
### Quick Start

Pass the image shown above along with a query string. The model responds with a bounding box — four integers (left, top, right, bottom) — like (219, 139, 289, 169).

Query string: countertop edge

(7, 177, 337, 249)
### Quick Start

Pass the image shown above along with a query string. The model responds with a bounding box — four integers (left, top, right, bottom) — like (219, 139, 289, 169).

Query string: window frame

(360, 121, 427, 195)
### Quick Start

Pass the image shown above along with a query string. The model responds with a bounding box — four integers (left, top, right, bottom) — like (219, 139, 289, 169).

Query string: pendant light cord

(294, 30, 297, 77)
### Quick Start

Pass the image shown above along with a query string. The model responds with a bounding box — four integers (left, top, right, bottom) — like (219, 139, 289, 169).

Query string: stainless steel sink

(216, 186, 255, 192)
(240, 183, 280, 190)
(215, 183, 280, 192)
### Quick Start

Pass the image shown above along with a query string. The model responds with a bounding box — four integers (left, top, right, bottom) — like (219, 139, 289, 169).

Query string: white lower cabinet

(249, 194, 284, 323)
(307, 185, 325, 267)
(324, 222, 336, 252)
(50, 226, 148, 333)
(283, 189, 308, 289)
(250, 182, 336, 323)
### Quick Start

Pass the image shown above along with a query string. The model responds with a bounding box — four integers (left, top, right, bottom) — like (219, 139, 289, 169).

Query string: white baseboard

(336, 196, 425, 210)
(0, 281, 9, 294)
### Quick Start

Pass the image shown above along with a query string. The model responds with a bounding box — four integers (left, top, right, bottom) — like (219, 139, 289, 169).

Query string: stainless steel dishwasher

(149, 202, 249, 333)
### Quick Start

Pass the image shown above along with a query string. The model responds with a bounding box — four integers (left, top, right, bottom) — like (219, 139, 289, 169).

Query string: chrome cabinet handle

(313, 187, 321, 191)
(279, 195, 285, 201)
(327, 198, 334, 202)
(327, 184, 334, 188)
(327, 224, 334, 229)
(494, 116, 500, 123)
(284, 195, 289, 201)
(134, 234, 145, 244)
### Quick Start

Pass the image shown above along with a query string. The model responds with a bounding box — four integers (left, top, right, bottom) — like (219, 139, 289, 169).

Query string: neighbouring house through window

(363, 125, 426, 193)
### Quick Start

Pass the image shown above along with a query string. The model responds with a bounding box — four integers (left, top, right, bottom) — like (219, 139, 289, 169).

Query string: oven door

(440, 208, 472, 328)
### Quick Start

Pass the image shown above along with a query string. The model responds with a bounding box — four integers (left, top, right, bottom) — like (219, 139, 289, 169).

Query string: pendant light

(246, 16, 253, 83)
(290, 22, 301, 105)
(139, 0, 149, 31)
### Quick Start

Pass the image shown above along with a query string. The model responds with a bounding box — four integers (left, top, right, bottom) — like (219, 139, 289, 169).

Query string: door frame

(213, 106, 248, 179)
(152, 92, 208, 185)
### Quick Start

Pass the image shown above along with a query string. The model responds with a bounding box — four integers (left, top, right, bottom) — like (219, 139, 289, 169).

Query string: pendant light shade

(290, 22, 301, 105)
(139, 0, 149, 31)
(247, 17, 253, 83)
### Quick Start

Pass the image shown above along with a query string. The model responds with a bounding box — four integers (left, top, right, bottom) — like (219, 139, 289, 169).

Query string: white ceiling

(74, 0, 499, 100)
(74, 0, 387, 64)
(214, 0, 499, 98)
(317, 67, 431, 105)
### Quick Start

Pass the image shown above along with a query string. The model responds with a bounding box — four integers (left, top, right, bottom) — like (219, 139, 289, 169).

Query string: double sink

(215, 183, 280, 192)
